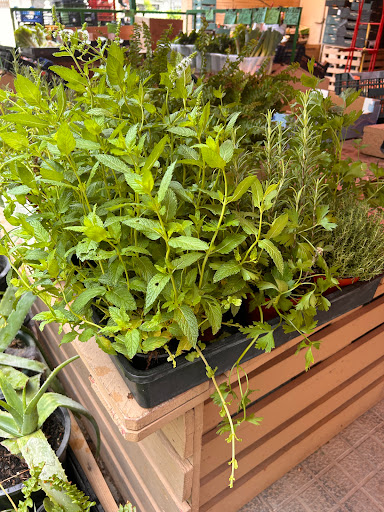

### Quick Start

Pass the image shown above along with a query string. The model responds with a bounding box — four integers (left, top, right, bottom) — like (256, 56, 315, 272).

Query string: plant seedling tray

(113, 276, 382, 408)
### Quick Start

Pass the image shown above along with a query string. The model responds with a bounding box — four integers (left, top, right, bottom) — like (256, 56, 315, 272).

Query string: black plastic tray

(113, 276, 382, 409)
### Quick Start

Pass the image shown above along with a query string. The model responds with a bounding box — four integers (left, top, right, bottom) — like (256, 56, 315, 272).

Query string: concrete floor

(240, 398, 384, 512)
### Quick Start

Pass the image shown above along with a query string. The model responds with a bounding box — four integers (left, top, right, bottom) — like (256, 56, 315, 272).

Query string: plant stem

(195, 345, 237, 487)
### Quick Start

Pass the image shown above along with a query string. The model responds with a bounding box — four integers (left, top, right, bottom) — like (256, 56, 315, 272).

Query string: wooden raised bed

(32, 277, 384, 512)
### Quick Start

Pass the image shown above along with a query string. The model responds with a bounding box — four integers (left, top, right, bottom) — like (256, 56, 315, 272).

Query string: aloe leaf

(1, 438, 20, 453)
(0, 370, 23, 419)
(17, 430, 83, 511)
(37, 392, 100, 454)
(0, 291, 36, 352)
(0, 352, 46, 373)
(24, 373, 42, 404)
(0, 286, 17, 319)
(0, 410, 20, 437)
(25, 355, 79, 415)
(0, 365, 29, 390)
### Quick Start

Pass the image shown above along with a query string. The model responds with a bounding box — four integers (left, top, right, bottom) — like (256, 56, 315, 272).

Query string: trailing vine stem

(194, 345, 238, 488)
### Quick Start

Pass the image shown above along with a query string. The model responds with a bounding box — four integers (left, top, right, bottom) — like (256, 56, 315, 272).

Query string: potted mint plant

(0, 30, 383, 487)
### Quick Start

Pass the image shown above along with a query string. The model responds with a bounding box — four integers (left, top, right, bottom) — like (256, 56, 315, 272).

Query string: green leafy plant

(323, 198, 384, 280)
(0, 287, 46, 389)
(1, 34, 384, 488)
(10, 464, 96, 512)
(0, 356, 100, 511)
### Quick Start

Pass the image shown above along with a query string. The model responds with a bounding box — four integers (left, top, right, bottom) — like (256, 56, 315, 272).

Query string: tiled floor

(240, 398, 384, 512)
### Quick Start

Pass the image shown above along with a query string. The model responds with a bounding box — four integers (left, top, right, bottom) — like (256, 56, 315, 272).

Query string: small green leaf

(123, 218, 162, 240)
(3, 113, 49, 128)
(72, 286, 106, 314)
(174, 305, 199, 347)
(145, 274, 171, 313)
(219, 140, 234, 163)
(60, 331, 78, 345)
(215, 234, 246, 254)
(49, 65, 87, 91)
(258, 239, 284, 275)
(56, 123, 76, 156)
(201, 146, 226, 170)
(168, 127, 196, 137)
(169, 236, 209, 251)
(202, 298, 222, 335)
(116, 329, 141, 359)
(213, 261, 241, 283)
(256, 331, 275, 352)
(158, 161, 176, 202)
(229, 176, 256, 203)
(142, 336, 168, 352)
(0, 132, 29, 150)
(171, 252, 203, 271)
(142, 136, 168, 174)
(14, 75, 41, 106)
(266, 213, 289, 239)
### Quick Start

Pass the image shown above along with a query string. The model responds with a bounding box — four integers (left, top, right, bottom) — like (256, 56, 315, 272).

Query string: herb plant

(1, 31, 384, 488)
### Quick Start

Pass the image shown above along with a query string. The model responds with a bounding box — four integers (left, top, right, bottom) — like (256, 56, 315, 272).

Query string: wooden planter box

(32, 278, 384, 512)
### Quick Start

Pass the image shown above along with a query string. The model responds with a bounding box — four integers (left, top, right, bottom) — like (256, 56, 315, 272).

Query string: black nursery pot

(113, 276, 382, 409)
(0, 255, 10, 292)
(0, 407, 71, 510)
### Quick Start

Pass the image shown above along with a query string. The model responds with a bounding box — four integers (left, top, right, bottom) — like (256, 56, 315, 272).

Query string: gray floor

(240, 398, 384, 512)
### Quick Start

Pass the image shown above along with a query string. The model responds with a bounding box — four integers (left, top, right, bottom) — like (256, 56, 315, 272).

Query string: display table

(32, 277, 384, 512)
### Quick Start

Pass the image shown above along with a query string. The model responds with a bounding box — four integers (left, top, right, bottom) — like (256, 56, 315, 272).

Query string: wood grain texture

(200, 374, 384, 512)
(201, 321, 384, 478)
(189, 404, 204, 512)
(200, 352, 384, 505)
(162, 410, 195, 459)
(203, 292, 384, 434)
(69, 412, 118, 512)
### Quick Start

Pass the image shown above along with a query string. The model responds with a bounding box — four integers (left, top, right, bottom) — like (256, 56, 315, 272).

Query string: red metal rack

(345, 0, 384, 72)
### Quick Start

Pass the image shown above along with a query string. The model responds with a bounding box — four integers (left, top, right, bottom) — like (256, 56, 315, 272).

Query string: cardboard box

(322, 91, 381, 139)
(362, 124, 384, 158)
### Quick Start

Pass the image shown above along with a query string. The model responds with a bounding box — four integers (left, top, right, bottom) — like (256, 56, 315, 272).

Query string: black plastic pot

(113, 275, 382, 409)
(0, 255, 10, 292)
(0, 407, 71, 510)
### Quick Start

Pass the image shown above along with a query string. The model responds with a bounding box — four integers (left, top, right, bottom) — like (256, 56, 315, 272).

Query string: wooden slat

(91, 376, 192, 512)
(69, 412, 118, 512)
(200, 352, 384, 505)
(201, 373, 384, 512)
(189, 404, 204, 512)
(200, 322, 384, 477)
(43, 341, 160, 512)
(203, 293, 384, 434)
(162, 410, 195, 459)
(140, 430, 194, 502)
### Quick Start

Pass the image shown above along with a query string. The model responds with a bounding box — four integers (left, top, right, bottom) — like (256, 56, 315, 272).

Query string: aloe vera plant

(0, 287, 46, 389)
(0, 355, 100, 511)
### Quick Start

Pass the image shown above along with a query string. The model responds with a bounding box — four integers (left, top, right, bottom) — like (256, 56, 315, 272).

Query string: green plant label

(253, 8, 267, 24)
(238, 9, 252, 25)
(264, 8, 280, 25)
(224, 10, 237, 24)
(285, 7, 301, 26)
(205, 9, 215, 21)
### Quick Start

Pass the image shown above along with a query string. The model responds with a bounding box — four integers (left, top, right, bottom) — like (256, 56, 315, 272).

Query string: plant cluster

(173, 30, 198, 45)
(14, 24, 58, 49)
(1, 29, 384, 487)
(0, 285, 99, 510)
